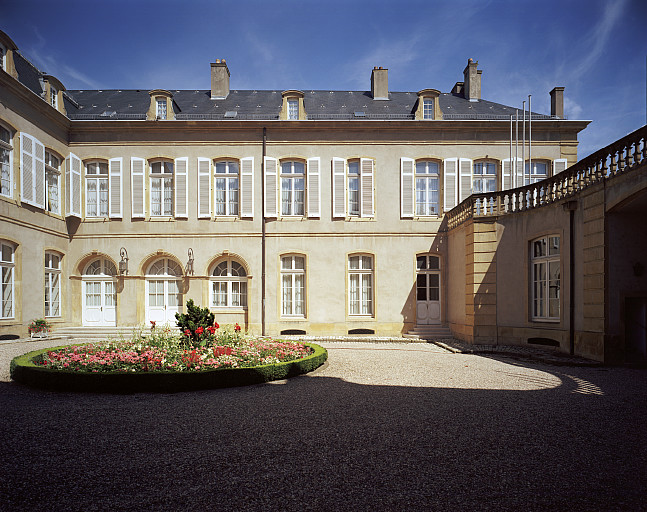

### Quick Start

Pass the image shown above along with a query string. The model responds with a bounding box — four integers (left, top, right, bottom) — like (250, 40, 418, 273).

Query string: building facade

(7, 29, 645, 364)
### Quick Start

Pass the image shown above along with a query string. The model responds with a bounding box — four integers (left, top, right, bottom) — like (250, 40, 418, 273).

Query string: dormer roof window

(147, 90, 174, 121)
(281, 91, 305, 121)
(156, 97, 167, 119)
(415, 89, 442, 121)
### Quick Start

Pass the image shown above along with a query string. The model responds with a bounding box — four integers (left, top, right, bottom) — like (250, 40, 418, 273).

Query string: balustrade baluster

(610, 151, 617, 176)
(619, 146, 626, 173)
(626, 144, 634, 168)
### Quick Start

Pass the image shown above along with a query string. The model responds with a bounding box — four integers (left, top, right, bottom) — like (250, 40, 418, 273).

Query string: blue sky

(3, 0, 646, 157)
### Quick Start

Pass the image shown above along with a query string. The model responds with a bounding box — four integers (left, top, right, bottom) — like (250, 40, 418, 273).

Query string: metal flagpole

(522, 100, 526, 186)
(528, 95, 532, 177)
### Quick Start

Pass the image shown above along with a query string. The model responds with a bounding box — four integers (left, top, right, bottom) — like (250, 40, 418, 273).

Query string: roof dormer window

(416, 89, 442, 121)
(156, 97, 167, 120)
(50, 86, 58, 109)
(423, 99, 434, 120)
(148, 90, 174, 120)
(281, 91, 305, 120)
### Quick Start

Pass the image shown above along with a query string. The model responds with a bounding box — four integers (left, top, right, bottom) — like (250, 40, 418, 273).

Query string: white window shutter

(332, 157, 346, 218)
(360, 158, 374, 218)
(307, 157, 320, 218)
(264, 156, 278, 218)
(20, 133, 45, 209)
(109, 157, 123, 218)
(502, 159, 512, 190)
(131, 157, 145, 218)
(197, 157, 211, 218)
(65, 153, 82, 218)
(174, 157, 188, 218)
(400, 157, 415, 218)
(459, 158, 473, 202)
(553, 158, 568, 175)
(33, 138, 45, 209)
(443, 158, 458, 211)
(240, 157, 254, 218)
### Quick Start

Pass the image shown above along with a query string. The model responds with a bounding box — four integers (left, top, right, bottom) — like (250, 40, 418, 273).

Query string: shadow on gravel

(1, 358, 646, 512)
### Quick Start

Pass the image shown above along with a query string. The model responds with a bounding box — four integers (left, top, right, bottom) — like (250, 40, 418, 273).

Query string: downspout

(262, 127, 267, 337)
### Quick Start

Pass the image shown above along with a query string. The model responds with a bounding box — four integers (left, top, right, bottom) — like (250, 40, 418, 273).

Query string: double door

(83, 280, 116, 326)
(416, 255, 441, 325)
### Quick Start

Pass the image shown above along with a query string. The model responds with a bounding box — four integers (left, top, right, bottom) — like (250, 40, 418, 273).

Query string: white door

(416, 255, 441, 325)
(83, 280, 117, 326)
(146, 279, 182, 324)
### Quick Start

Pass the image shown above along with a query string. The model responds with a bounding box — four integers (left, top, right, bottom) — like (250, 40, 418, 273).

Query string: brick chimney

(211, 59, 230, 100)
(371, 66, 389, 100)
(463, 58, 481, 101)
(550, 87, 565, 119)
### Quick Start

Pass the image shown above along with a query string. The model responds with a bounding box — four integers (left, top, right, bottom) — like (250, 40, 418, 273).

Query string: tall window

(85, 160, 108, 217)
(281, 160, 305, 216)
(525, 161, 548, 185)
(50, 86, 58, 109)
(150, 160, 174, 216)
(215, 160, 239, 216)
(1, 242, 14, 319)
(210, 260, 247, 308)
(45, 150, 60, 214)
(415, 160, 439, 215)
(156, 98, 167, 119)
(0, 125, 12, 198)
(349, 254, 373, 316)
(423, 98, 434, 120)
(347, 160, 360, 216)
(45, 252, 61, 318)
(281, 255, 305, 316)
(531, 236, 560, 320)
(473, 161, 497, 193)
(287, 99, 298, 120)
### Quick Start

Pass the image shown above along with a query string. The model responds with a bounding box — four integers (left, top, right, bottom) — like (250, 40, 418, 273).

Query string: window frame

(415, 159, 440, 216)
(525, 160, 549, 185)
(280, 160, 306, 217)
(0, 123, 13, 199)
(423, 98, 434, 120)
(156, 97, 167, 120)
(50, 86, 58, 109)
(84, 160, 109, 218)
(44, 251, 61, 318)
(287, 98, 299, 120)
(348, 254, 374, 316)
(209, 259, 248, 309)
(281, 254, 306, 317)
(45, 150, 61, 214)
(472, 160, 498, 194)
(149, 159, 174, 217)
(530, 235, 561, 322)
(1, 241, 15, 319)
(214, 159, 240, 217)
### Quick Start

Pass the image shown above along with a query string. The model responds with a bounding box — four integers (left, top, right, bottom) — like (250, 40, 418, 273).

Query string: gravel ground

(1, 340, 646, 511)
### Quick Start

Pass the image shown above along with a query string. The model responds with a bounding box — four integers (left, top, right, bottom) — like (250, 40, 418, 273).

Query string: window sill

(530, 317, 561, 324)
(149, 216, 174, 222)
(84, 216, 109, 222)
(214, 216, 240, 222)
(346, 216, 375, 222)
(210, 307, 247, 313)
(348, 315, 375, 320)
(280, 316, 307, 321)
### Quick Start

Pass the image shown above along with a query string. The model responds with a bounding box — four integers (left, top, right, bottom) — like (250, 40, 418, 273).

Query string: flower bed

(10, 327, 327, 393)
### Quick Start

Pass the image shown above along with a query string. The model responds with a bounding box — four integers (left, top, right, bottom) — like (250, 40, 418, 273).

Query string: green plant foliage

(174, 299, 215, 347)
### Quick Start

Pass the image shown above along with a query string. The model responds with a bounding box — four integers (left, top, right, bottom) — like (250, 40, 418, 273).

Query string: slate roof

(9, 48, 560, 121)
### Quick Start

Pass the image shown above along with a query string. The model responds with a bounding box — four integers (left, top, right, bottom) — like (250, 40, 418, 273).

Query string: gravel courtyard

(1, 340, 646, 511)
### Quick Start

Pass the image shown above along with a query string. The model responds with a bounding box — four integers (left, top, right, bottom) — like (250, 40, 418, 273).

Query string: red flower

(150, 321, 156, 330)
(196, 327, 204, 335)
(184, 329, 191, 336)
(214, 322, 220, 329)
(207, 325, 216, 335)
(235, 323, 241, 332)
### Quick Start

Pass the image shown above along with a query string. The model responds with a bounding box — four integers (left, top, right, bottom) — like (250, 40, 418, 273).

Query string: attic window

(224, 111, 237, 118)
(354, 111, 366, 117)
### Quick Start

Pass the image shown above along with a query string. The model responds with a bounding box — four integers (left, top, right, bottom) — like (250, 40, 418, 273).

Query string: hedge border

(10, 342, 327, 393)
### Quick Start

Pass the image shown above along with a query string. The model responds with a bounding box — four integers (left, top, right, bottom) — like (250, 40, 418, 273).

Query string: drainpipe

(262, 127, 267, 336)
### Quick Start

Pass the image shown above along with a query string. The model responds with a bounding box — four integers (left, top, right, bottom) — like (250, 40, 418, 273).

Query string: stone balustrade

(446, 125, 647, 230)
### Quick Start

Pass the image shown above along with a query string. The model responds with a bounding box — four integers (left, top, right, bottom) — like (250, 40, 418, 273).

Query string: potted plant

(28, 319, 52, 339)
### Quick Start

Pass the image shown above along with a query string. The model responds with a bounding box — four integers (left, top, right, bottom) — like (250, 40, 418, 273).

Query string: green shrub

(175, 299, 215, 347)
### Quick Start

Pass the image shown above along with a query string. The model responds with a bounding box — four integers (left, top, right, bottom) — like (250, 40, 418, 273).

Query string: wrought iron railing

(445, 125, 647, 230)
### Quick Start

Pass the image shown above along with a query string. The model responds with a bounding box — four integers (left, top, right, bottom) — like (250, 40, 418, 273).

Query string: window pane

(229, 178, 239, 215)
(429, 256, 440, 270)
(349, 256, 359, 270)
(349, 274, 359, 314)
(416, 256, 427, 271)
(294, 274, 304, 315)
(533, 239, 546, 258)
(549, 237, 560, 255)
(215, 178, 226, 215)
(416, 274, 427, 300)
(282, 275, 292, 315)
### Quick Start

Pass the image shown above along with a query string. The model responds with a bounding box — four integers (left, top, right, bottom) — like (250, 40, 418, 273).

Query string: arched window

(146, 258, 183, 324)
(210, 259, 247, 308)
(281, 255, 305, 316)
(1, 241, 15, 319)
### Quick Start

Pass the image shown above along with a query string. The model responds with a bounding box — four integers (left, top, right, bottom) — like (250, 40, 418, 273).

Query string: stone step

(404, 325, 454, 340)
(52, 326, 140, 339)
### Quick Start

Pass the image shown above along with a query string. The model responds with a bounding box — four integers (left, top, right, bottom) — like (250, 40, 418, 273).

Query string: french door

(416, 255, 441, 325)
(82, 280, 117, 326)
